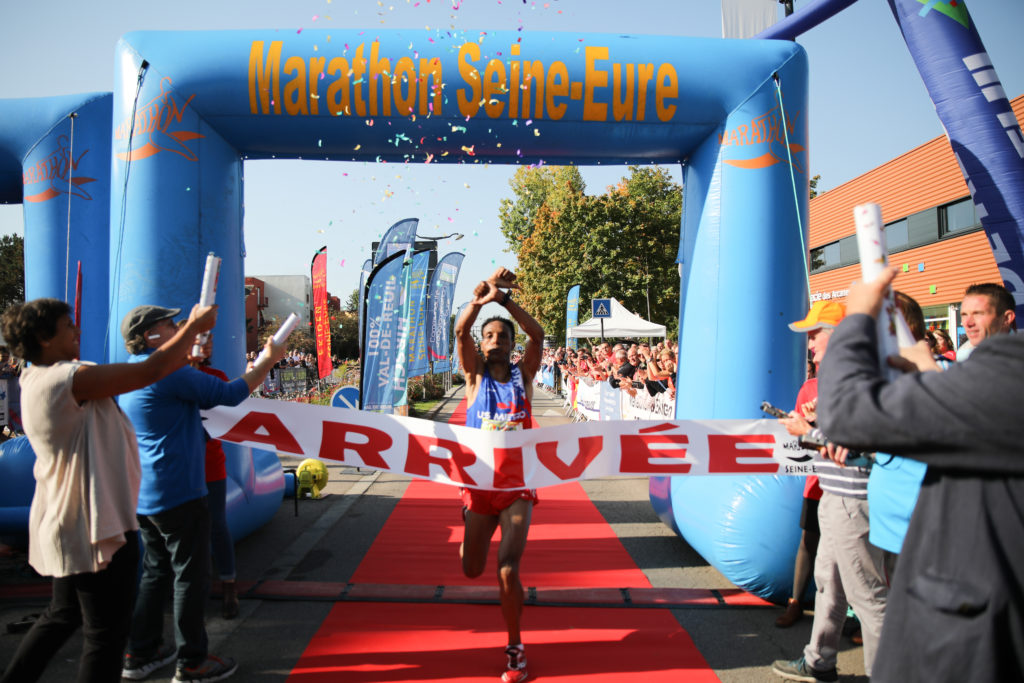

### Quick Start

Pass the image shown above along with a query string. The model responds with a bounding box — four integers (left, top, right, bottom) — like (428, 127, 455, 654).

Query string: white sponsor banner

(721, 0, 777, 39)
(574, 379, 602, 421)
(202, 398, 828, 491)
(620, 388, 676, 421)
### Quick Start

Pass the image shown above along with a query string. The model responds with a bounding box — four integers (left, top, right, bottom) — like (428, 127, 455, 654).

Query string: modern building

(807, 93, 1022, 346)
(243, 277, 268, 353)
(246, 274, 311, 341)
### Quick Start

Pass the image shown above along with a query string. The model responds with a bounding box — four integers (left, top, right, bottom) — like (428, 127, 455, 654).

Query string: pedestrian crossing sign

(592, 298, 612, 318)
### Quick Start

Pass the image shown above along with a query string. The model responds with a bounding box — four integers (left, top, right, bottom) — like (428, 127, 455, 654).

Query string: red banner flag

(311, 246, 332, 379)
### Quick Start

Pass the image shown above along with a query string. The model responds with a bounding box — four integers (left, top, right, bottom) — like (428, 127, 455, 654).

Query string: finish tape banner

(202, 398, 828, 490)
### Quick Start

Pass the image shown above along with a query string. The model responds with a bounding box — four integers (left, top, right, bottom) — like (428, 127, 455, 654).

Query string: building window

(810, 235, 858, 274)
(884, 218, 909, 251)
(941, 197, 978, 236)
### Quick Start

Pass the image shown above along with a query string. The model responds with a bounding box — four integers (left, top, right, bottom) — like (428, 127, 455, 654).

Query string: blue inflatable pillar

(108, 45, 245, 373)
(0, 94, 112, 362)
(652, 47, 810, 604)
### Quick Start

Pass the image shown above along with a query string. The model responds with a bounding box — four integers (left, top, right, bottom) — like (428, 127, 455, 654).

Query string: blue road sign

(331, 385, 361, 409)
(592, 298, 612, 318)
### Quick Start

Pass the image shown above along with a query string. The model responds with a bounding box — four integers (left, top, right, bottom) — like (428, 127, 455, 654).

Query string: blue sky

(2, 0, 1022, 314)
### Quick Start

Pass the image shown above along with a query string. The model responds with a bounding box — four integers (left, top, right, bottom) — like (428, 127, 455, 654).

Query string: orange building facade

(807, 93, 1023, 346)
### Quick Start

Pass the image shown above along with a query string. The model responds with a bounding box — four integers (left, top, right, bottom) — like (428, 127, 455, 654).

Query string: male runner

(454, 267, 544, 683)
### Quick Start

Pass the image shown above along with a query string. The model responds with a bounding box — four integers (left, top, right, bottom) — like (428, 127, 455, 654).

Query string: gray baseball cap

(121, 305, 181, 342)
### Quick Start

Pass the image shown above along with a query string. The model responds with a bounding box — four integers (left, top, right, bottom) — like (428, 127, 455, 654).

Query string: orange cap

(789, 300, 846, 332)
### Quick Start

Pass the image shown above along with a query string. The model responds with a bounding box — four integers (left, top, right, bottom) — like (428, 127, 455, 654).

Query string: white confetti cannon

(853, 204, 916, 379)
(257, 312, 300, 364)
(192, 252, 221, 358)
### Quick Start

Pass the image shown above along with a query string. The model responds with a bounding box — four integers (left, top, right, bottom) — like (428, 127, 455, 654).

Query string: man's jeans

(128, 496, 211, 667)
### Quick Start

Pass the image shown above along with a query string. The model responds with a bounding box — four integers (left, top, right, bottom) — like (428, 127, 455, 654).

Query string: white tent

(567, 298, 666, 338)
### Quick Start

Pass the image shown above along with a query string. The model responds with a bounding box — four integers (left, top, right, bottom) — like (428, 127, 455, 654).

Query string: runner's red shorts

(459, 488, 539, 516)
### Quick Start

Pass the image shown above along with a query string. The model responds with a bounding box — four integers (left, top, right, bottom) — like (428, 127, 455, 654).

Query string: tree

(330, 292, 359, 359)
(344, 288, 360, 313)
(809, 174, 821, 200)
(498, 166, 587, 247)
(0, 234, 25, 312)
(498, 166, 682, 340)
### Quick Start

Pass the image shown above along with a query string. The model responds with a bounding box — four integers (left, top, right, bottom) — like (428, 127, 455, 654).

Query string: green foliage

(407, 373, 446, 402)
(344, 288, 360, 313)
(0, 234, 25, 312)
(499, 166, 682, 339)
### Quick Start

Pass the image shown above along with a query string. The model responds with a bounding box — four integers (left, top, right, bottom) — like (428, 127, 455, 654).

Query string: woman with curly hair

(0, 298, 215, 683)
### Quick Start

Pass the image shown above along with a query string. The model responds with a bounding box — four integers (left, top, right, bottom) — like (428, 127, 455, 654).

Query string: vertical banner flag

(374, 217, 419, 266)
(450, 300, 470, 375)
(565, 284, 581, 350)
(357, 258, 372, 354)
(311, 246, 332, 379)
(427, 252, 465, 373)
(721, 0, 778, 39)
(360, 251, 406, 413)
(395, 249, 432, 403)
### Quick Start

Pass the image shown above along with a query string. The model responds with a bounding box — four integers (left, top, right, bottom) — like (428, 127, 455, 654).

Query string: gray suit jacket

(818, 314, 1024, 682)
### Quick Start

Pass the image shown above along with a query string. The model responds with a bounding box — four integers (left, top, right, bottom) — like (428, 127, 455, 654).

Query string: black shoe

(771, 656, 838, 682)
(172, 655, 238, 683)
(121, 644, 176, 680)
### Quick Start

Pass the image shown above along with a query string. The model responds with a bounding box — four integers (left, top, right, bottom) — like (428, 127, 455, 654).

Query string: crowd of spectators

(247, 350, 351, 397)
(539, 339, 678, 399)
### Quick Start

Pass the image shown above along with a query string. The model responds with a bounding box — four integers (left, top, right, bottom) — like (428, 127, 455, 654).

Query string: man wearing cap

(773, 300, 843, 631)
(118, 305, 287, 683)
(773, 299, 890, 683)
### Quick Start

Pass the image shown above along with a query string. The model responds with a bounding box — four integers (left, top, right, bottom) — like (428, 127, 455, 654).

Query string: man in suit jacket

(817, 267, 1024, 683)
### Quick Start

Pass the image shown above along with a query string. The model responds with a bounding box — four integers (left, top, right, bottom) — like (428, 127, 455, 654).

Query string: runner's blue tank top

(465, 363, 532, 431)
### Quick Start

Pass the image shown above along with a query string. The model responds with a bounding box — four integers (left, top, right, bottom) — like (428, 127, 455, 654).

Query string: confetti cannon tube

(257, 312, 300, 364)
(853, 204, 916, 380)
(192, 252, 221, 358)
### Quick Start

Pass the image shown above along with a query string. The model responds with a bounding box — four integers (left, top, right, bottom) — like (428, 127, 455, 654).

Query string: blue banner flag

(374, 217, 418, 266)
(426, 252, 465, 373)
(360, 251, 405, 413)
(565, 284, 581, 349)
(450, 300, 470, 375)
(401, 249, 433, 388)
(357, 258, 372, 354)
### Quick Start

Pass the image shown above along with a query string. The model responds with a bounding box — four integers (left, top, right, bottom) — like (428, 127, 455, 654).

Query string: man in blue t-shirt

(118, 305, 286, 683)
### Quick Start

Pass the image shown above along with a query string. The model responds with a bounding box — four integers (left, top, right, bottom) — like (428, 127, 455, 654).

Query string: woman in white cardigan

(0, 298, 215, 683)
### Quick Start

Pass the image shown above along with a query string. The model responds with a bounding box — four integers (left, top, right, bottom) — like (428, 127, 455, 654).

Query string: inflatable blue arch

(1, 0, 1022, 602)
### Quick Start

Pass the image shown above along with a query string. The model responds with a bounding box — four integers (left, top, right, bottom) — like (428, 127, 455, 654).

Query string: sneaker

(771, 656, 838, 682)
(501, 645, 528, 683)
(774, 598, 803, 628)
(172, 655, 238, 683)
(121, 644, 176, 680)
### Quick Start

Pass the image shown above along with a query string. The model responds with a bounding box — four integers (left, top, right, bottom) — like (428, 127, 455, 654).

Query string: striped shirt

(816, 459, 871, 498)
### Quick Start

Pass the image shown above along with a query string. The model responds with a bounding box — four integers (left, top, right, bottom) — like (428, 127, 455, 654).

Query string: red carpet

(288, 397, 719, 681)
(288, 602, 717, 682)
(350, 479, 651, 588)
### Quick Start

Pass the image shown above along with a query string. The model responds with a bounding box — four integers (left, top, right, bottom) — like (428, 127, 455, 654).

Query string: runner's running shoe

(501, 644, 529, 682)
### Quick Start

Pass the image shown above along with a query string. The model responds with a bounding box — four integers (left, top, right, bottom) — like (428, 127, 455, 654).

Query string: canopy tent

(567, 299, 666, 339)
